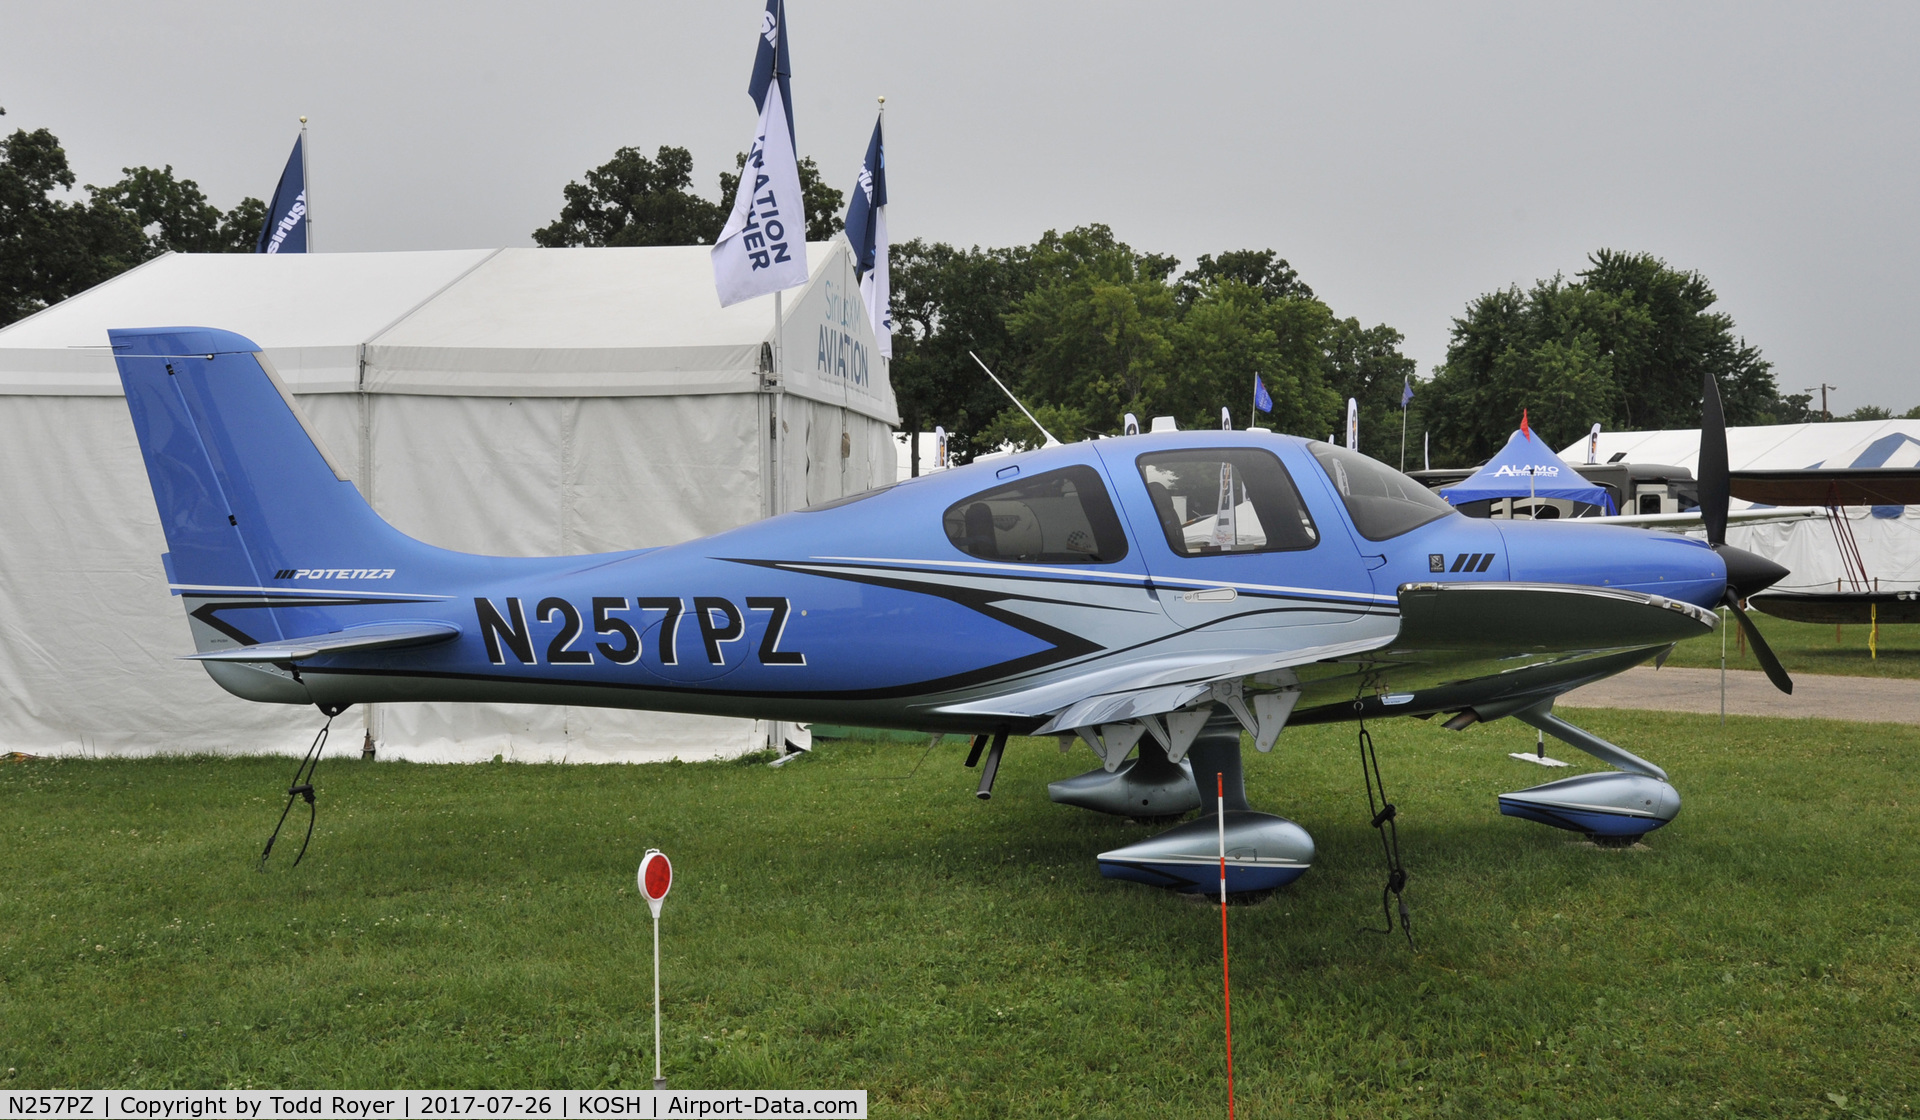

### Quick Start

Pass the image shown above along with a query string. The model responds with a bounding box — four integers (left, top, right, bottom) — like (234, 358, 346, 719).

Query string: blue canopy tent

(1440, 427, 1618, 515)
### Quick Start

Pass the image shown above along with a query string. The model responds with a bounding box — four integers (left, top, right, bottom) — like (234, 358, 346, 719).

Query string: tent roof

(1561, 420, 1920, 509)
(1561, 420, 1920, 472)
(0, 243, 897, 423)
(1441, 428, 1616, 511)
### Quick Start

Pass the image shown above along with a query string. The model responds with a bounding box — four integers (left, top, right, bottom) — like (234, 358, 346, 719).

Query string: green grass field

(3, 710, 1916, 1117)
(1662, 611, 1920, 680)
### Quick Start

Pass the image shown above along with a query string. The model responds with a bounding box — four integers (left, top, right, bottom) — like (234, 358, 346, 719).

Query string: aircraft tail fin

(110, 326, 427, 606)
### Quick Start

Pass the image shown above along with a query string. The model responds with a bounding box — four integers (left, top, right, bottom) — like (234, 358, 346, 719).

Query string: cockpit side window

(1135, 448, 1320, 556)
(942, 464, 1129, 564)
(1308, 441, 1456, 540)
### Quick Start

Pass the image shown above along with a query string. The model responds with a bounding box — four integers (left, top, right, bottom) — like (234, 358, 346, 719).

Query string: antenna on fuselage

(969, 351, 1060, 447)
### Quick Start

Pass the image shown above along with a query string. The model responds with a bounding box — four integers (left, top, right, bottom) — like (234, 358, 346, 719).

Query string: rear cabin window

(942, 465, 1129, 564)
(1309, 442, 1456, 540)
(1136, 448, 1320, 556)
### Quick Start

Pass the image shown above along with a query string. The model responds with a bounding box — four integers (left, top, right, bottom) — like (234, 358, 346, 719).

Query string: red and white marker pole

(1218, 774, 1236, 1120)
(639, 849, 673, 1090)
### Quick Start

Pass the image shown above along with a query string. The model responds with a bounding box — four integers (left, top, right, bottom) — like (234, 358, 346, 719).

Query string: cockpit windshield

(1309, 442, 1456, 540)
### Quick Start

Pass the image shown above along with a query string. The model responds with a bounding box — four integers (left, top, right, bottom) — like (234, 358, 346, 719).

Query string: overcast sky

(5, 2, 1916, 414)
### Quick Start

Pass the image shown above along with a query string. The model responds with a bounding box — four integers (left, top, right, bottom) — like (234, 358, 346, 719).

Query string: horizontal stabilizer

(183, 621, 461, 663)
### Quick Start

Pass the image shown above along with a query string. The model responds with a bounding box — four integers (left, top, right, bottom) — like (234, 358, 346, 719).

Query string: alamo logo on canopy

(1492, 464, 1559, 477)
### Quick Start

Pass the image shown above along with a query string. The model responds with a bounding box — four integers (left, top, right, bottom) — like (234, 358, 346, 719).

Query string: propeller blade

(1725, 593, 1793, 695)
(1699, 371, 1730, 547)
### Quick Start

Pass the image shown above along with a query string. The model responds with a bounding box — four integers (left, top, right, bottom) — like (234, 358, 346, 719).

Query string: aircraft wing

(1006, 634, 1399, 734)
(1284, 580, 1721, 725)
(972, 582, 1716, 738)
(1729, 468, 1920, 507)
(1386, 581, 1717, 651)
(182, 621, 461, 663)
(1554, 507, 1823, 530)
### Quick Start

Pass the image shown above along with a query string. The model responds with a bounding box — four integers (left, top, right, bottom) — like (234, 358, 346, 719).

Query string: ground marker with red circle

(639, 849, 673, 1088)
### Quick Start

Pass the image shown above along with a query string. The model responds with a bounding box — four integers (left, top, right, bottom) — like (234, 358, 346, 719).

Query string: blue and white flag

(1253, 373, 1273, 414)
(255, 135, 307, 254)
(1401, 375, 1414, 409)
(843, 113, 891, 358)
(712, 0, 809, 307)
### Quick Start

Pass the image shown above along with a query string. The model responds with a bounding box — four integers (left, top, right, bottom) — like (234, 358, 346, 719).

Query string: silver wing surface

(971, 582, 1718, 752)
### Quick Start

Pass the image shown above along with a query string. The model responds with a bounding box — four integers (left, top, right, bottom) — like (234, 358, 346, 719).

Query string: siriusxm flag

(1253, 373, 1273, 414)
(712, 0, 809, 307)
(256, 135, 307, 254)
(1401, 375, 1414, 408)
(748, 0, 795, 154)
(843, 114, 891, 358)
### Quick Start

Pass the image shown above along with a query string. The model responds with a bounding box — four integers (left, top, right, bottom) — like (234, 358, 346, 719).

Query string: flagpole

(772, 289, 783, 516)
(1400, 404, 1408, 472)
(298, 116, 311, 251)
(769, 0, 786, 516)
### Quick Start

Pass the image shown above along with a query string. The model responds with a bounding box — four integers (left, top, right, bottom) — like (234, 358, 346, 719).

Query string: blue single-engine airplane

(109, 326, 1793, 896)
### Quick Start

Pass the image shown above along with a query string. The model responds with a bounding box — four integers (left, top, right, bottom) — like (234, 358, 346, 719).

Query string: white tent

(1564, 420, 1920, 593)
(0, 243, 897, 762)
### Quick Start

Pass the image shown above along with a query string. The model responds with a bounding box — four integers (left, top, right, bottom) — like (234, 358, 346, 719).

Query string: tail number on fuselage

(475, 596, 805, 668)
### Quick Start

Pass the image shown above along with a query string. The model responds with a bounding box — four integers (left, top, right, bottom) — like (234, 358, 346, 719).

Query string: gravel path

(1561, 666, 1920, 724)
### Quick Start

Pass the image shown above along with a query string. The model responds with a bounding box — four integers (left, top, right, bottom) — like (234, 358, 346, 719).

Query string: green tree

(1175, 248, 1314, 306)
(887, 237, 1041, 468)
(89, 164, 263, 253)
(994, 225, 1180, 447)
(1580, 249, 1778, 428)
(534, 144, 845, 248)
(532, 145, 724, 247)
(885, 227, 1412, 467)
(1843, 404, 1893, 421)
(1423, 251, 1790, 466)
(1163, 273, 1339, 438)
(1324, 319, 1418, 465)
(2, 112, 265, 327)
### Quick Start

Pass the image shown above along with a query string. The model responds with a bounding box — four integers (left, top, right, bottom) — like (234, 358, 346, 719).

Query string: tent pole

(772, 290, 783, 516)
(358, 342, 374, 754)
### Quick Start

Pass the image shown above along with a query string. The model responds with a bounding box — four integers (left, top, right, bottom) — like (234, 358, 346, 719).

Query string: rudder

(111, 326, 423, 606)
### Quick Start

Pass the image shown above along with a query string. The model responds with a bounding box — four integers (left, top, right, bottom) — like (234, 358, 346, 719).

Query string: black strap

(259, 715, 330, 870)
(1358, 722, 1415, 950)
